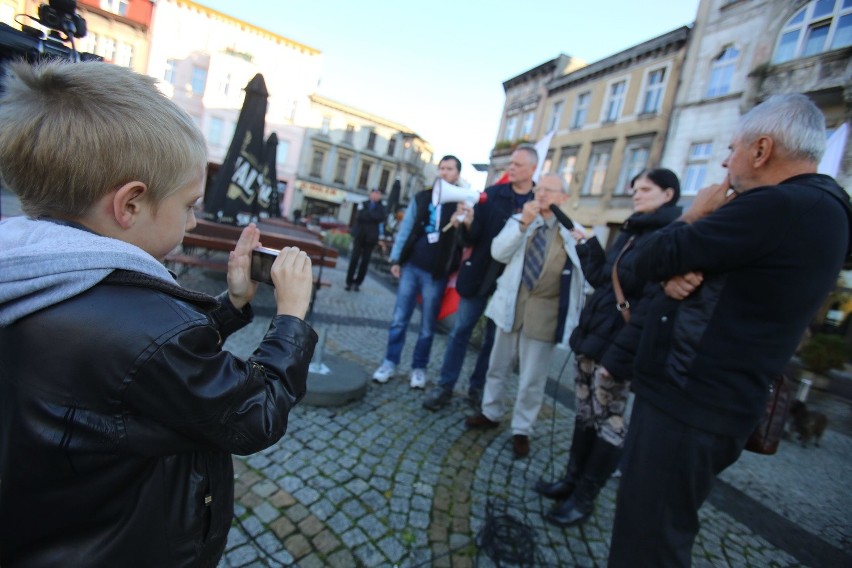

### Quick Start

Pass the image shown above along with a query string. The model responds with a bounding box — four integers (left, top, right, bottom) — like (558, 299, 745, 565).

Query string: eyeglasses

(533, 187, 563, 195)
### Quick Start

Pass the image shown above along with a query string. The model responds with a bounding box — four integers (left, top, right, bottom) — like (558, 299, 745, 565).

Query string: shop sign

(296, 180, 347, 204)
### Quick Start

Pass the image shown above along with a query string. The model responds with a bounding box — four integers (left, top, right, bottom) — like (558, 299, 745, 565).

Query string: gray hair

(539, 173, 568, 193)
(735, 94, 825, 162)
(514, 144, 539, 166)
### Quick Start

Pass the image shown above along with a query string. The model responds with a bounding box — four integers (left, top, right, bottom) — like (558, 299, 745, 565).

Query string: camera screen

(250, 248, 277, 285)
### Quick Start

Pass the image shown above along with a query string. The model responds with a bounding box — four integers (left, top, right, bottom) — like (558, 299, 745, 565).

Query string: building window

(682, 142, 713, 195)
(101, 0, 128, 16)
(344, 124, 355, 144)
(571, 92, 590, 129)
(114, 43, 133, 68)
(641, 68, 666, 115)
(387, 137, 397, 156)
(276, 140, 290, 166)
(97, 37, 116, 62)
(615, 137, 652, 195)
(547, 100, 564, 132)
(79, 32, 97, 54)
(357, 161, 372, 189)
(164, 59, 176, 85)
(379, 168, 391, 192)
(504, 116, 517, 140)
(321, 117, 331, 135)
(367, 130, 377, 151)
(603, 80, 627, 123)
(521, 111, 535, 138)
(309, 149, 325, 178)
(334, 156, 349, 183)
(705, 45, 739, 98)
(558, 147, 579, 189)
(581, 142, 612, 196)
(774, 0, 852, 62)
(191, 67, 207, 96)
(207, 117, 223, 145)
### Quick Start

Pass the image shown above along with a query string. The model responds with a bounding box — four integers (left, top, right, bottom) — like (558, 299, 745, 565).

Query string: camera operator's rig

(0, 0, 100, 66)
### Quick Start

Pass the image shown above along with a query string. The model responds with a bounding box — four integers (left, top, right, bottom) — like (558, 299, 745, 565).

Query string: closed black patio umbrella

(204, 73, 269, 225)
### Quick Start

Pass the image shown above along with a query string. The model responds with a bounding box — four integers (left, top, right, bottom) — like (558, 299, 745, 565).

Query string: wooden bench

(165, 225, 336, 287)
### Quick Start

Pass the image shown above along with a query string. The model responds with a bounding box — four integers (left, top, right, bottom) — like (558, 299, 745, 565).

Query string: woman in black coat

(538, 168, 682, 527)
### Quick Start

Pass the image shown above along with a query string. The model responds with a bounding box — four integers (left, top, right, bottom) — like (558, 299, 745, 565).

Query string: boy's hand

(272, 247, 313, 319)
(227, 224, 261, 310)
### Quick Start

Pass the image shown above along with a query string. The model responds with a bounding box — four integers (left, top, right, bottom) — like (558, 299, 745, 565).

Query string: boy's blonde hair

(0, 59, 208, 218)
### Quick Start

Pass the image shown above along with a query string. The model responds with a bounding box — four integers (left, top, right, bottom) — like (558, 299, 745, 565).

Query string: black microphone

(549, 204, 574, 230)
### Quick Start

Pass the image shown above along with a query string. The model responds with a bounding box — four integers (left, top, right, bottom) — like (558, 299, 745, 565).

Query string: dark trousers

(608, 396, 748, 568)
(346, 239, 376, 285)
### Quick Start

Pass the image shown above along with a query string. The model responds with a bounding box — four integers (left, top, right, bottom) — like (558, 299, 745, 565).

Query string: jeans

(437, 295, 494, 393)
(384, 264, 447, 369)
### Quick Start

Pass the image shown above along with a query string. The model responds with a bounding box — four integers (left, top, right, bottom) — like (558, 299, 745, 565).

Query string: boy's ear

(112, 181, 149, 229)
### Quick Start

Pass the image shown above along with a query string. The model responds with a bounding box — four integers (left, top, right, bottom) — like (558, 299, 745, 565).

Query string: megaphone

(432, 178, 488, 207)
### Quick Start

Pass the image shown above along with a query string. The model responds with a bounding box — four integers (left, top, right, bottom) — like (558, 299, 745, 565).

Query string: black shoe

(344, 284, 352, 291)
(535, 423, 596, 500)
(512, 434, 530, 458)
(535, 477, 576, 501)
(545, 439, 621, 527)
(423, 387, 453, 411)
(353, 284, 360, 291)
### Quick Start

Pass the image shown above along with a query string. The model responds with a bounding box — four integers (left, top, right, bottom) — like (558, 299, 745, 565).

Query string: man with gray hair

(608, 94, 852, 566)
(464, 173, 585, 459)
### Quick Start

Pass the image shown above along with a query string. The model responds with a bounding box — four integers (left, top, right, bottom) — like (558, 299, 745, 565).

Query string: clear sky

(199, 0, 701, 187)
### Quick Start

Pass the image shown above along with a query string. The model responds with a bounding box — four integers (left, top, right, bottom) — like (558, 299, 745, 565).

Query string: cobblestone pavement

(159, 253, 852, 568)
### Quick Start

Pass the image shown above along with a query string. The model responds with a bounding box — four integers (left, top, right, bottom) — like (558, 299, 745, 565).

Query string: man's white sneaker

(410, 368, 426, 389)
(372, 361, 396, 383)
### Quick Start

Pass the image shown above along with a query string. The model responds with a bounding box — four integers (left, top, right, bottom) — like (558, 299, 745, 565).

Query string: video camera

(0, 0, 100, 70)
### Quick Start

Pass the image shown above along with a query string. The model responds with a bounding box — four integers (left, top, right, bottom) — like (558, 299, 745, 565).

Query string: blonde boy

(0, 60, 316, 566)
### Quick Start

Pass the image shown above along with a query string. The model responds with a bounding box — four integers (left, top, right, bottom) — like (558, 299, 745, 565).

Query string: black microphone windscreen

(549, 204, 574, 230)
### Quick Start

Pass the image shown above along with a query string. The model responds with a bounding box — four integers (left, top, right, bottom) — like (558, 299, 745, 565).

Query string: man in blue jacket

(608, 94, 852, 567)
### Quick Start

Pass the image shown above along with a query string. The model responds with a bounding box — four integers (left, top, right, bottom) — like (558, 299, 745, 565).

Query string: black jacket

(569, 206, 681, 362)
(397, 190, 461, 279)
(629, 174, 852, 437)
(350, 199, 386, 245)
(456, 183, 534, 298)
(0, 270, 317, 567)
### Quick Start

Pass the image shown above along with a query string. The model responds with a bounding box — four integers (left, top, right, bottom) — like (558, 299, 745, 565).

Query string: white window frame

(581, 142, 612, 196)
(601, 78, 628, 123)
(705, 45, 739, 98)
(101, 0, 128, 16)
(190, 66, 207, 96)
(547, 100, 564, 132)
(637, 64, 670, 116)
(557, 146, 579, 189)
(571, 92, 590, 129)
(682, 142, 714, 195)
(521, 111, 535, 138)
(773, 0, 852, 63)
(504, 116, 517, 141)
(615, 137, 652, 195)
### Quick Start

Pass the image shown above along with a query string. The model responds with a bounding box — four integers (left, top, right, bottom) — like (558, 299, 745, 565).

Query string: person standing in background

(346, 188, 386, 291)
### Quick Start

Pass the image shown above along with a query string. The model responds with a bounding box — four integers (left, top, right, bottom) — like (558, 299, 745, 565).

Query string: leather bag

(745, 375, 793, 455)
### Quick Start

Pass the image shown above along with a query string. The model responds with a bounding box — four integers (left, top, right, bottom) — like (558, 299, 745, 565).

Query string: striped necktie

(522, 224, 548, 289)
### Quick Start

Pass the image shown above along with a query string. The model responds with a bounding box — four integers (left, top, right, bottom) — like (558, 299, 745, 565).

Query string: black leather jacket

(0, 270, 317, 567)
